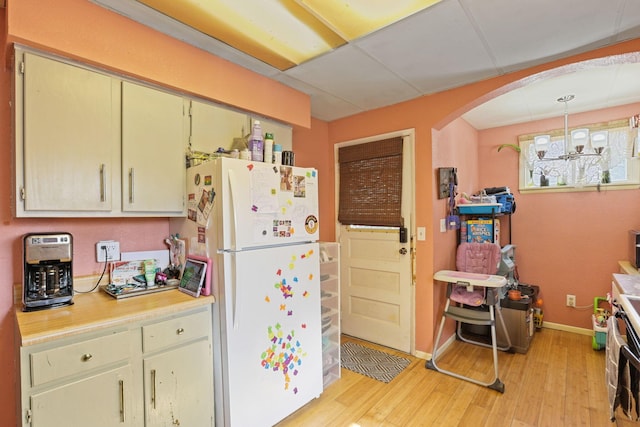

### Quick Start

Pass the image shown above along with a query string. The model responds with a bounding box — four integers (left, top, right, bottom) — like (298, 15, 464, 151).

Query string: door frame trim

(334, 128, 416, 355)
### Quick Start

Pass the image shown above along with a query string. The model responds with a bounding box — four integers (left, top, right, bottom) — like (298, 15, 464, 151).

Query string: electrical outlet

(566, 294, 576, 307)
(96, 240, 120, 262)
(439, 219, 446, 233)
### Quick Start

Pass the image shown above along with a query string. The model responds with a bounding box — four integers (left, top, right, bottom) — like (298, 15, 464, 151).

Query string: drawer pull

(176, 328, 185, 335)
(119, 379, 125, 423)
(129, 168, 135, 204)
(81, 353, 93, 362)
(151, 369, 157, 409)
(99, 163, 106, 202)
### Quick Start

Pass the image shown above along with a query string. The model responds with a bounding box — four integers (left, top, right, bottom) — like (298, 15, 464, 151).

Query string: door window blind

(338, 137, 403, 226)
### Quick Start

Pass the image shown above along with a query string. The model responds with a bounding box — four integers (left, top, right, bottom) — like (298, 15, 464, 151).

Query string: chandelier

(529, 94, 609, 187)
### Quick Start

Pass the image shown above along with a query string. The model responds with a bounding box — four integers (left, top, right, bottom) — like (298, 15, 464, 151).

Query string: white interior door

(337, 132, 414, 353)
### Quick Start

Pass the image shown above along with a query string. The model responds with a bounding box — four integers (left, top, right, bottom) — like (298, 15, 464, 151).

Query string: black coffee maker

(23, 232, 74, 311)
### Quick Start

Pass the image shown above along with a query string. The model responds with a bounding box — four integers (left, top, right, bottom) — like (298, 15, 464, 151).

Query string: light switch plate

(418, 227, 426, 240)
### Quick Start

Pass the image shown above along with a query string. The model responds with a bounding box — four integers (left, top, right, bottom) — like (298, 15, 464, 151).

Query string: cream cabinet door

(259, 118, 293, 151)
(20, 52, 119, 213)
(190, 99, 248, 153)
(122, 82, 186, 215)
(29, 366, 135, 427)
(144, 339, 214, 427)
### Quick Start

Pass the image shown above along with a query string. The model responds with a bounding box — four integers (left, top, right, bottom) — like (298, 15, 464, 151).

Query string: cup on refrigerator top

(282, 151, 295, 166)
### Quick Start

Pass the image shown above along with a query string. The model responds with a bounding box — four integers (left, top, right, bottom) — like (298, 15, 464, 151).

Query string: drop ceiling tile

(274, 74, 364, 121)
(462, 0, 628, 72)
(617, 0, 640, 41)
(354, 0, 498, 94)
(285, 44, 422, 111)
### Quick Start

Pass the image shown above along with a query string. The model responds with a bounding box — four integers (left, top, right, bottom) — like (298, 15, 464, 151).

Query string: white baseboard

(414, 333, 456, 361)
(539, 321, 592, 336)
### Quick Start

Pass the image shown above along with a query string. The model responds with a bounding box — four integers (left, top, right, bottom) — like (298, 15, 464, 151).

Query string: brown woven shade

(338, 137, 403, 226)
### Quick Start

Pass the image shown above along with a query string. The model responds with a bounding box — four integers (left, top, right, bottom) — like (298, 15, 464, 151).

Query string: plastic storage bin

(592, 296, 609, 350)
(457, 203, 501, 215)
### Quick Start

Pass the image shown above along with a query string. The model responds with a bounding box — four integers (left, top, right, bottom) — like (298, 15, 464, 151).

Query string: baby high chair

(426, 242, 512, 393)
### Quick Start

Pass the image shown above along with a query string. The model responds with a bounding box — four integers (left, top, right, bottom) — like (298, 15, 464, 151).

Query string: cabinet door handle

(81, 353, 93, 362)
(119, 379, 125, 423)
(128, 168, 135, 204)
(176, 327, 185, 335)
(151, 369, 157, 409)
(99, 164, 106, 202)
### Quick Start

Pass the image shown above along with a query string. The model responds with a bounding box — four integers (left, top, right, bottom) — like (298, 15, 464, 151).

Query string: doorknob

(399, 248, 407, 255)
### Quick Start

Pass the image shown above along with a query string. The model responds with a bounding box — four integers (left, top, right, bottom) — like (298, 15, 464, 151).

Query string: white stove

(614, 273, 640, 334)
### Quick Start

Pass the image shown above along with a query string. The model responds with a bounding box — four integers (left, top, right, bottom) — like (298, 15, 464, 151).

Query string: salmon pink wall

(477, 102, 640, 329)
(327, 39, 640, 355)
(293, 118, 334, 242)
(431, 118, 480, 335)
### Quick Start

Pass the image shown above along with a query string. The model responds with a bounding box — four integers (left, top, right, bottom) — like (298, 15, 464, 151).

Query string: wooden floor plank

(276, 329, 615, 427)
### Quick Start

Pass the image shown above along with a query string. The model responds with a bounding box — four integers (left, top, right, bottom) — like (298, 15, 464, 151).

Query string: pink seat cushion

(456, 242, 501, 274)
(450, 242, 501, 306)
(450, 285, 485, 306)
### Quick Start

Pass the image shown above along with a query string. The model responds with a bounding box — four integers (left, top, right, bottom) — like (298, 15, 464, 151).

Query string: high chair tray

(434, 270, 506, 288)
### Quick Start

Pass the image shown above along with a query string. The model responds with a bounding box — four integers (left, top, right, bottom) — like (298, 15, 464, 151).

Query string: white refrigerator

(170, 157, 322, 426)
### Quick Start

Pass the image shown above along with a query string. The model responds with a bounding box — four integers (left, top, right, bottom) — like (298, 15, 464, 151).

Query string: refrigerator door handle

(228, 169, 240, 250)
(229, 253, 240, 329)
(222, 251, 240, 330)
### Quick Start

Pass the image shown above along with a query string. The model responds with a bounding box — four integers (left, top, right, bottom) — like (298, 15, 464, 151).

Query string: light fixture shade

(534, 135, 550, 159)
(135, 0, 441, 70)
(571, 128, 589, 153)
(591, 130, 608, 154)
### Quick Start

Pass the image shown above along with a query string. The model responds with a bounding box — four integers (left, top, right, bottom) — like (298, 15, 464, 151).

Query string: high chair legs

(426, 297, 510, 393)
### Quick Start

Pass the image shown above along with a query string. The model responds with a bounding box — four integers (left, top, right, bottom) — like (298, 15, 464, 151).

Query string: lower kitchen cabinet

(144, 340, 212, 426)
(29, 365, 135, 427)
(18, 305, 214, 427)
(142, 308, 214, 426)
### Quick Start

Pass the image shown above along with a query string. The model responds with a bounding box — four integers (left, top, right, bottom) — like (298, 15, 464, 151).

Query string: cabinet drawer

(30, 331, 130, 386)
(142, 309, 210, 353)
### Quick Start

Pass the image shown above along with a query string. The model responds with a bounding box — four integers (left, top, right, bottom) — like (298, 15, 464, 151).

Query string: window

(518, 118, 640, 191)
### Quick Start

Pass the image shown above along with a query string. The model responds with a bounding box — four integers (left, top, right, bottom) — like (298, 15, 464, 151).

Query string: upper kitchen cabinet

(189, 98, 293, 154)
(189, 99, 248, 153)
(15, 51, 121, 215)
(14, 49, 187, 217)
(121, 82, 186, 215)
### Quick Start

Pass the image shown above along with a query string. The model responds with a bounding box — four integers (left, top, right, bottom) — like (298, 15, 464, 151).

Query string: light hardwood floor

(277, 329, 632, 427)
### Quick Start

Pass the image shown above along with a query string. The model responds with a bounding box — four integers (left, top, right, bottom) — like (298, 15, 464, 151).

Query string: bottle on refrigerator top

(264, 133, 274, 164)
(248, 120, 264, 162)
(273, 144, 282, 165)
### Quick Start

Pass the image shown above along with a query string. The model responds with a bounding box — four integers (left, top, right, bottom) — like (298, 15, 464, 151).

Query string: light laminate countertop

(614, 273, 640, 297)
(15, 289, 214, 346)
